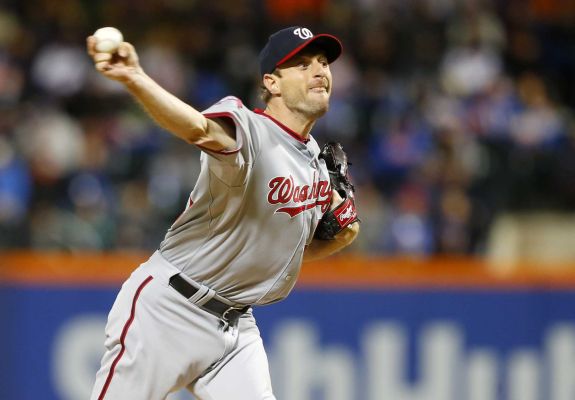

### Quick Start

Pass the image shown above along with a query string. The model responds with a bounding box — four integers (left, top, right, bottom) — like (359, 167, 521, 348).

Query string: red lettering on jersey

(300, 186, 309, 201)
(268, 175, 331, 217)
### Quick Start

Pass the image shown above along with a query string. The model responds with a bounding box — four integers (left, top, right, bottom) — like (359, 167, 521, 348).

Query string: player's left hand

(303, 189, 359, 262)
(330, 190, 360, 243)
(314, 142, 359, 240)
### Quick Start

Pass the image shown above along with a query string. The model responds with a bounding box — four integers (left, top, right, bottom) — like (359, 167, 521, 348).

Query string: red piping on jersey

(199, 112, 242, 154)
(97, 275, 153, 400)
(254, 109, 310, 144)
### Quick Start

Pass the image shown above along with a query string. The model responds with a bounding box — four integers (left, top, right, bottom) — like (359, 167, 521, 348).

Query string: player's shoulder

(307, 134, 321, 151)
(206, 96, 263, 122)
(212, 96, 245, 110)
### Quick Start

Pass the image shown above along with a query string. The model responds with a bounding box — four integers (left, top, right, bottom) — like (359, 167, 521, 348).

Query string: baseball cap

(259, 26, 343, 76)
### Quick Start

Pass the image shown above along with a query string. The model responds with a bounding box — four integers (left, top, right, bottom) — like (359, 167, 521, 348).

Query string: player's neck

(264, 103, 316, 139)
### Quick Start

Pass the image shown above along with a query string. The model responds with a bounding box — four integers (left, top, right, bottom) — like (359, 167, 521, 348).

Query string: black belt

(169, 273, 250, 325)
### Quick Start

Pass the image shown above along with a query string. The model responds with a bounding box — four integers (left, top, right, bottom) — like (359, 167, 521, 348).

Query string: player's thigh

(191, 312, 276, 400)
(91, 268, 226, 399)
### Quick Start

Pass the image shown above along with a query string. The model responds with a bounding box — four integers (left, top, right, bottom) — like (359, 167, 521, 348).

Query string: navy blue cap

(259, 27, 343, 76)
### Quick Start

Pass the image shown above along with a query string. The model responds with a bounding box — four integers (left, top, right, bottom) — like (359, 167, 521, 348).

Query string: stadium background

(1, 0, 575, 399)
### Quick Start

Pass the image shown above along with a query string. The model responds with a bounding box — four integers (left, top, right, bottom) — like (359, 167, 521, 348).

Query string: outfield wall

(1, 253, 575, 400)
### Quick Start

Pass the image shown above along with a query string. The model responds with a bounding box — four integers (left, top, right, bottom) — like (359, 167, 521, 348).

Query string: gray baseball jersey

(91, 96, 333, 400)
(159, 96, 331, 306)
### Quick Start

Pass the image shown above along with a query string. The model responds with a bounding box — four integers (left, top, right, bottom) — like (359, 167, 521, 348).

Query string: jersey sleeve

(200, 96, 249, 158)
(200, 96, 258, 186)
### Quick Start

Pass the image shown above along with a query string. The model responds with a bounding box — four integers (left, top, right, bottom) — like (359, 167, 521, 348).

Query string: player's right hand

(86, 36, 143, 84)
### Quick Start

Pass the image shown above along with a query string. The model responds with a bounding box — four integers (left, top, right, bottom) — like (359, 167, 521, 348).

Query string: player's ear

(263, 73, 280, 96)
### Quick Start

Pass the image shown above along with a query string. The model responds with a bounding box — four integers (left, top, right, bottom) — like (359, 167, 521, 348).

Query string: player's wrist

(333, 221, 360, 244)
(123, 67, 147, 89)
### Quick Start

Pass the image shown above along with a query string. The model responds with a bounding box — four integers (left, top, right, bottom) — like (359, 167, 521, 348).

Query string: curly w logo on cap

(293, 27, 313, 39)
(258, 26, 343, 76)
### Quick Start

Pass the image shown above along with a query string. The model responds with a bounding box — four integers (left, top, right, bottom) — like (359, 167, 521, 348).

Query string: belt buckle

(221, 306, 242, 323)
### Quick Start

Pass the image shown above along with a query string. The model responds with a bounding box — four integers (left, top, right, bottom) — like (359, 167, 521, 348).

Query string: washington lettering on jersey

(267, 174, 331, 217)
(161, 96, 333, 305)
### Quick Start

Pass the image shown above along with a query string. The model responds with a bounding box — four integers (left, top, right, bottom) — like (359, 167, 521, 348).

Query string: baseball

(93, 27, 123, 53)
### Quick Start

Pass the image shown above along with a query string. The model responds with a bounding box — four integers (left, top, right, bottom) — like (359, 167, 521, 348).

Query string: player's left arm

(303, 191, 360, 262)
(303, 223, 359, 262)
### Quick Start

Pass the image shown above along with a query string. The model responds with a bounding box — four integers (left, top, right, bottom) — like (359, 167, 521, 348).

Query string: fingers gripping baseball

(86, 36, 142, 83)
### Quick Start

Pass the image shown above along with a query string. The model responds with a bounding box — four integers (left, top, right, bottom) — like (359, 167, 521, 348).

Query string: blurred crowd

(0, 0, 574, 255)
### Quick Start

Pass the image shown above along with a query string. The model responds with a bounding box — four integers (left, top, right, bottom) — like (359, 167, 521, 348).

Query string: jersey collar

(254, 109, 310, 144)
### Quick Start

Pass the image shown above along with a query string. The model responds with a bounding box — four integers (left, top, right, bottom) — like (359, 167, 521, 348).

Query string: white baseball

(93, 27, 124, 53)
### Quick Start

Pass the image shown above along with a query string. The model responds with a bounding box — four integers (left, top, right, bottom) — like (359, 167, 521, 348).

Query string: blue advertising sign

(1, 285, 574, 400)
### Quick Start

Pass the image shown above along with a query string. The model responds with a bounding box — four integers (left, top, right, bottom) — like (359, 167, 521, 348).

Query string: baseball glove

(314, 142, 359, 240)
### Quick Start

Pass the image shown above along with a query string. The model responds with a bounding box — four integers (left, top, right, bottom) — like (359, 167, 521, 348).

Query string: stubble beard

(286, 92, 330, 121)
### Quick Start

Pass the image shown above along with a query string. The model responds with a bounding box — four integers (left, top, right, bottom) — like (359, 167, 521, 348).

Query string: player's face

(276, 51, 332, 119)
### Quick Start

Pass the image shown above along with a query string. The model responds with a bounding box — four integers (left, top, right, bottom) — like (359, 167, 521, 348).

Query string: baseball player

(86, 26, 359, 399)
